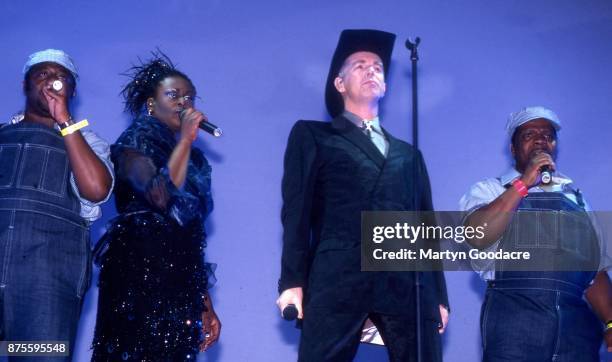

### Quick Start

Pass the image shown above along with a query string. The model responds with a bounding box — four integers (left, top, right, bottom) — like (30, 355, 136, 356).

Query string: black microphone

(282, 304, 298, 321)
(540, 165, 552, 184)
(179, 110, 223, 137)
(199, 121, 223, 137)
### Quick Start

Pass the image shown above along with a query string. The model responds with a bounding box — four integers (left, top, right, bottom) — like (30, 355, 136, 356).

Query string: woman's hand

(199, 293, 221, 351)
(179, 108, 207, 143)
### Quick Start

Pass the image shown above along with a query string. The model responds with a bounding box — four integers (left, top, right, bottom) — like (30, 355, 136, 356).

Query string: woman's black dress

(92, 116, 215, 361)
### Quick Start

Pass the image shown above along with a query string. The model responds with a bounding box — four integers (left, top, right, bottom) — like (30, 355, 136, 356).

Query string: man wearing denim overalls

(0, 49, 113, 360)
(460, 106, 611, 361)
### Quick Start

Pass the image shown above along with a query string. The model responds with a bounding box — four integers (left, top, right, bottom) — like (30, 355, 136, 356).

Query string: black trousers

(298, 308, 442, 362)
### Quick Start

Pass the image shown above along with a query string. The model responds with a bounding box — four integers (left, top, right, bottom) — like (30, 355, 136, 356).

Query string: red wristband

(511, 179, 528, 197)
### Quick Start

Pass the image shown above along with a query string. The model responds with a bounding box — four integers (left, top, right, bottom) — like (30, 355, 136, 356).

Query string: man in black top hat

(277, 29, 449, 362)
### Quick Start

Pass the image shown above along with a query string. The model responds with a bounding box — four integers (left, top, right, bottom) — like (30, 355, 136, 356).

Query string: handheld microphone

(282, 304, 298, 321)
(540, 165, 552, 184)
(52, 80, 63, 91)
(199, 121, 223, 137)
(179, 110, 223, 137)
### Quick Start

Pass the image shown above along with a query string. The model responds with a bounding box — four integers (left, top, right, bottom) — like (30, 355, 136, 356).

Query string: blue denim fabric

(481, 192, 602, 362)
(0, 122, 91, 361)
(481, 281, 601, 362)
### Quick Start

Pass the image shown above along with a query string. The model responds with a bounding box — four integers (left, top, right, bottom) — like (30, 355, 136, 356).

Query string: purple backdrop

(1, 1, 611, 361)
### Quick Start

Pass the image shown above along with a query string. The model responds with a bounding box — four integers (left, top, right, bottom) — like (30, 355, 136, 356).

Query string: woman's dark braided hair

(121, 50, 195, 117)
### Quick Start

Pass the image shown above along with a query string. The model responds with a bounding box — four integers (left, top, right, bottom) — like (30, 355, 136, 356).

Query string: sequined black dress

(92, 116, 215, 361)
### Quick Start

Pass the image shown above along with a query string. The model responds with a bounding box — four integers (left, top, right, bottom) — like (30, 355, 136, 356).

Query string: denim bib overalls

(0, 122, 91, 361)
(481, 192, 602, 362)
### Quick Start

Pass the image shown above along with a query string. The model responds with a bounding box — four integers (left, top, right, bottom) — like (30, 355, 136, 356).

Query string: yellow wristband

(61, 119, 89, 136)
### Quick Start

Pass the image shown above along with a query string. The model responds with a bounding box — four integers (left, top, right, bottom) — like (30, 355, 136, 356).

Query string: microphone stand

(406, 37, 420, 149)
(405, 36, 422, 362)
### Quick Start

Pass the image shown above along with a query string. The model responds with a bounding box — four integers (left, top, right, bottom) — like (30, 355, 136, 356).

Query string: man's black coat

(279, 115, 448, 321)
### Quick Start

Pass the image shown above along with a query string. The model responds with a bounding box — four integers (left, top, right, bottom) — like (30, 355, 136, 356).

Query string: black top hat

(324, 29, 396, 118)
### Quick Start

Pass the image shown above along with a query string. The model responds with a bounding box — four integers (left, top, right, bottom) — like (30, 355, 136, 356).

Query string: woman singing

(92, 52, 220, 361)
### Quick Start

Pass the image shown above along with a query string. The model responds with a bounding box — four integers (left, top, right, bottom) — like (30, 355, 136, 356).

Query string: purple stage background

(1, 1, 611, 361)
